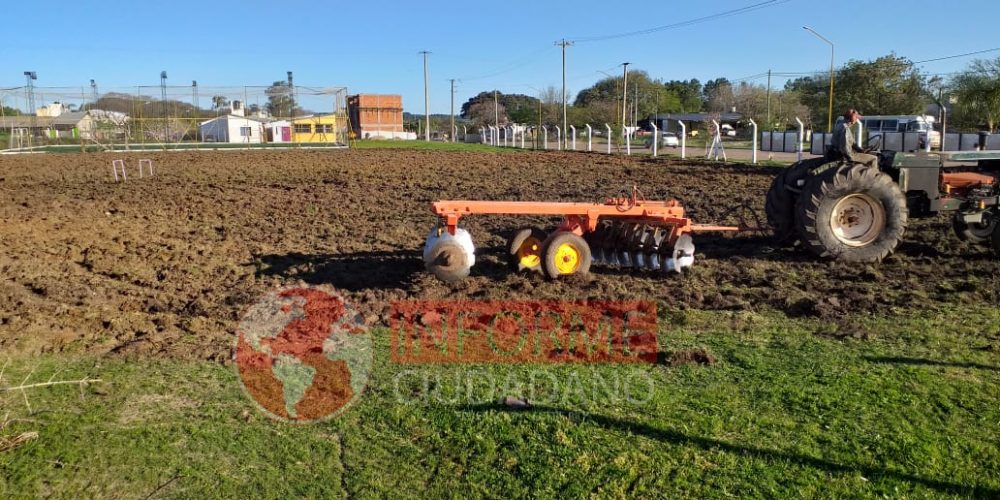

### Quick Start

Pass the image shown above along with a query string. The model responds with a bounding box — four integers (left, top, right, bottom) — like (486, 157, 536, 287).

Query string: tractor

(766, 137, 1000, 262)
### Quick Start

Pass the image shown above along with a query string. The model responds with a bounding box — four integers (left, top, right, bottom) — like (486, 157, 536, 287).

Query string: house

(290, 115, 340, 143)
(0, 111, 97, 140)
(347, 94, 409, 139)
(266, 120, 291, 143)
(199, 115, 265, 143)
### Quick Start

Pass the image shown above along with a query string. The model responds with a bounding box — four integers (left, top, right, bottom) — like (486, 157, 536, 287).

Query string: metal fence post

(555, 126, 561, 151)
(605, 124, 612, 154)
(795, 117, 804, 162)
(543, 126, 548, 150)
(748, 118, 758, 165)
(624, 126, 630, 155)
(570, 125, 576, 150)
(586, 124, 592, 151)
(651, 123, 658, 158)
(677, 120, 686, 159)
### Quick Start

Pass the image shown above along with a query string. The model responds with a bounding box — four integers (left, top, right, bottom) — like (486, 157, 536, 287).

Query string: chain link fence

(0, 84, 348, 151)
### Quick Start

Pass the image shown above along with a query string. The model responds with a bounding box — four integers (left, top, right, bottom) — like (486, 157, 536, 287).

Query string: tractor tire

(953, 210, 997, 245)
(507, 227, 547, 273)
(794, 164, 907, 262)
(992, 222, 1000, 256)
(765, 158, 832, 244)
(542, 232, 592, 279)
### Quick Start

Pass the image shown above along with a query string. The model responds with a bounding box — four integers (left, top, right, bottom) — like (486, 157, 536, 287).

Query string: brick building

(347, 94, 412, 139)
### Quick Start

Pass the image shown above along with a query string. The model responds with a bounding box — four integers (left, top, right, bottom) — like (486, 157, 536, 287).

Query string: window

(294, 124, 312, 134)
(316, 124, 333, 134)
(864, 119, 881, 131)
(882, 119, 898, 131)
(239, 126, 252, 137)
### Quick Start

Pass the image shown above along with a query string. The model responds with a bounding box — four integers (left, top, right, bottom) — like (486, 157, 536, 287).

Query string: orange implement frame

(431, 196, 740, 246)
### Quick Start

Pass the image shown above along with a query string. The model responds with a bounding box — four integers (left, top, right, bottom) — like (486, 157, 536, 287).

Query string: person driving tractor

(832, 108, 877, 168)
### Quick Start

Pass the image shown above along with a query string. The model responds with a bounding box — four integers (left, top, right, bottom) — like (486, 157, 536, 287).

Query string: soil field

(1, 149, 997, 359)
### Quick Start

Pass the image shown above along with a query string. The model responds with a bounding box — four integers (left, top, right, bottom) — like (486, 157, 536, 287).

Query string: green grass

(2, 307, 997, 497)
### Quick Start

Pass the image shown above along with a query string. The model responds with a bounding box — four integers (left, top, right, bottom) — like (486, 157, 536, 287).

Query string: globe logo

(235, 286, 371, 422)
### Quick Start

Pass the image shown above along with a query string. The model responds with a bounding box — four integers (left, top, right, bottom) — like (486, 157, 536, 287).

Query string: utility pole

(494, 90, 500, 144)
(621, 62, 630, 136)
(556, 39, 573, 149)
(420, 51, 431, 141)
(449, 78, 456, 142)
(766, 69, 771, 130)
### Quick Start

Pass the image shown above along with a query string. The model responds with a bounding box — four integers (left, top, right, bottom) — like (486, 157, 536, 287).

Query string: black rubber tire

(507, 227, 547, 273)
(425, 240, 470, 283)
(765, 158, 831, 244)
(542, 232, 592, 279)
(794, 164, 907, 262)
(953, 210, 997, 245)
(992, 221, 1000, 256)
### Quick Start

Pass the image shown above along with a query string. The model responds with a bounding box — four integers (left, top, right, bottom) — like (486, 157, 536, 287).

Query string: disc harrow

(423, 188, 748, 283)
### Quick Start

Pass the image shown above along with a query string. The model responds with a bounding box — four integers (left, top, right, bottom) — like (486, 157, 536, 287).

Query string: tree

(460, 91, 538, 125)
(264, 81, 301, 117)
(211, 95, 229, 110)
(1, 106, 20, 116)
(704, 79, 735, 113)
(786, 54, 927, 130)
(702, 78, 731, 104)
(466, 99, 509, 127)
(574, 71, 684, 126)
(663, 79, 703, 112)
(950, 57, 1000, 132)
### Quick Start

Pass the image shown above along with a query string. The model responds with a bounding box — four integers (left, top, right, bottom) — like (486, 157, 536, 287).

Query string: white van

(836, 114, 940, 149)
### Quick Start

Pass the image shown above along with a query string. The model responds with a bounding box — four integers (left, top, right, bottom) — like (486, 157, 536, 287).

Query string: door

(281, 127, 290, 142)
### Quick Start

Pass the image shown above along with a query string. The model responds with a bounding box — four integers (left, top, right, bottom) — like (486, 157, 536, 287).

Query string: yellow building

(290, 115, 340, 143)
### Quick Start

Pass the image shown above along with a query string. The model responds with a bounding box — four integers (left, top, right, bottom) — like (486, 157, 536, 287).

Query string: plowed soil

(1, 149, 996, 359)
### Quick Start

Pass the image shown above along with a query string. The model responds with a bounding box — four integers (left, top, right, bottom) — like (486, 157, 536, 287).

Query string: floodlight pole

(804, 27, 835, 133)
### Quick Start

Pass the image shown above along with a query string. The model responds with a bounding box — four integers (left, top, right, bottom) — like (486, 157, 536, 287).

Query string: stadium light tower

(803, 26, 835, 132)
(24, 71, 37, 145)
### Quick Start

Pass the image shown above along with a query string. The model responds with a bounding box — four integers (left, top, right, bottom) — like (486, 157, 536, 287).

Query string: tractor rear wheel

(542, 232, 592, 279)
(765, 158, 830, 244)
(507, 227, 547, 273)
(794, 164, 907, 262)
(992, 222, 1000, 256)
(953, 210, 997, 245)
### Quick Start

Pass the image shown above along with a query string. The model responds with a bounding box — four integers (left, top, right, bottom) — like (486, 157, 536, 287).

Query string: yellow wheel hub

(553, 242, 581, 274)
(517, 237, 542, 269)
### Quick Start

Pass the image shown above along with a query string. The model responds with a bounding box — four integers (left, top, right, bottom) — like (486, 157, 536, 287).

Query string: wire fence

(0, 84, 349, 151)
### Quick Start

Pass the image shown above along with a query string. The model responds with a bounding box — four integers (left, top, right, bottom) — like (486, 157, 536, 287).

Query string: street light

(803, 26, 835, 133)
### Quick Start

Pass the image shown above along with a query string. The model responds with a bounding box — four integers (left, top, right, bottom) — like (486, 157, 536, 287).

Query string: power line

(457, 46, 555, 82)
(570, 0, 790, 43)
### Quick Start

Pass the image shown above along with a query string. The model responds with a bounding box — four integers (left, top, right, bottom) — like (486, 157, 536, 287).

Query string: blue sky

(2, 0, 999, 114)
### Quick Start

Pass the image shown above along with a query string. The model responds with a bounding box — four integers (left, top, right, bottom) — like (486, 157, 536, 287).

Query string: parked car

(646, 131, 680, 148)
(720, 124, 737, 137)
